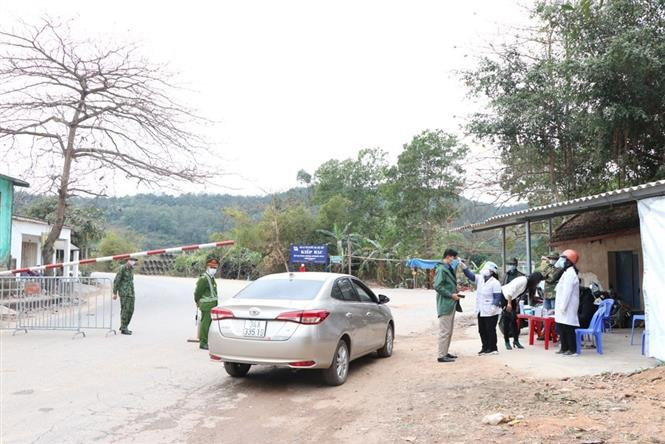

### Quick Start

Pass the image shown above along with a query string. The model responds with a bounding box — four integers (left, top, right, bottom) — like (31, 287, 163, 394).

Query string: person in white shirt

(554, 249, 581, 356)
(463, 261, 502, 355)
(501, 271, 544, 350)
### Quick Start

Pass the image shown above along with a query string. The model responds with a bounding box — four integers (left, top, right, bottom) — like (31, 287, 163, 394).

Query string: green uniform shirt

(539, 261, 564, 300)
(434, 264, 457, 316)
(113, 265, 135, 298)
(194, 274, 218, 307)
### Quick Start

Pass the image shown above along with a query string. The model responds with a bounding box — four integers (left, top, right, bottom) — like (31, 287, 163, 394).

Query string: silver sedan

(208, 272, 394, 385)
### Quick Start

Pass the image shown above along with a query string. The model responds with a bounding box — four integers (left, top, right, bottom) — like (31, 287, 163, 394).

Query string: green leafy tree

(464, 0, 665, 202)
(23, 197, 105, 258)
(313, 148, 389, 237)
(385, 130, 467, 255)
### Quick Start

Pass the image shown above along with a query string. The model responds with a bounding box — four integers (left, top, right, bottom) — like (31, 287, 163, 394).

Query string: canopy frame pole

(502, 227, 507, 275)
(548, 218, 553, 252)
(525, 221, 532, 274)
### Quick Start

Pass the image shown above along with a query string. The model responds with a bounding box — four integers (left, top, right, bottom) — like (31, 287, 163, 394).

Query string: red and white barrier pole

(0, 240, 235, 276)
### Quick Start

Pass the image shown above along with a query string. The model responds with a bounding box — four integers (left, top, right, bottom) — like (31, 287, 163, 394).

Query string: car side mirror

(378, 294, 390, 304)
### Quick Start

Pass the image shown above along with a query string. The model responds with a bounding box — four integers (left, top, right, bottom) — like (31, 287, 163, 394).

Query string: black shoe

(445, 353, 457, 359)
(437, 356, 455, 363)
(555, 349, 565, 354)
(513, 341, 524, 349)
(563, 350, 575, 356)
(478, 349, 487, 356)
(505, 341, 512, 350)
(537, 336, 545, 341)
(120, 329, 132, 335)
(199, 344, 209, 350)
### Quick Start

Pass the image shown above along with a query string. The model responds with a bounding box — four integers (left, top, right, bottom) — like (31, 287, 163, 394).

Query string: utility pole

(347, 236, 352, 275)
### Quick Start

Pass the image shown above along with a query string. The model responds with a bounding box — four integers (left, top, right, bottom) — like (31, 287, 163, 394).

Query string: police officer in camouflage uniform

(194, 257, 219, 350)
(539, 253, 564, 310)
(113, 258, 137, 335)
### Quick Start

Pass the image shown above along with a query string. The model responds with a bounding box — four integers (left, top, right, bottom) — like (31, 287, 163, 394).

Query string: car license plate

(243, 320, 267, 338)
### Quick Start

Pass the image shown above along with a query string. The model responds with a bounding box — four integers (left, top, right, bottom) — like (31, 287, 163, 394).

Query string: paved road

(2, 274, 468, 444)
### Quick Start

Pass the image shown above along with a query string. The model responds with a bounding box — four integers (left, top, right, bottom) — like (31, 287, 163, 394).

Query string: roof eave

(465, 181, 665, 233)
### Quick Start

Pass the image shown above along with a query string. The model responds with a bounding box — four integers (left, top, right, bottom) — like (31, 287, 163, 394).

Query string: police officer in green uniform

(113, 257, 137, 335)
(194, 257, 219, 350)
(539, 253, 564, 310)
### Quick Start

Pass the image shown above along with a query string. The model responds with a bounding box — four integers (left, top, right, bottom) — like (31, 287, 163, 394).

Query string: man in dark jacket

(434, 248, 463, 363)
(501, 258, 524, 285)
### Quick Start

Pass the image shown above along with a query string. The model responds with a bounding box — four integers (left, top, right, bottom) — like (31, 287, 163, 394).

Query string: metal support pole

(548, 218, 553, 252)
(525, 221, 532, 274)
(347, 237, 352, 275)
(501, 227, 507, 275)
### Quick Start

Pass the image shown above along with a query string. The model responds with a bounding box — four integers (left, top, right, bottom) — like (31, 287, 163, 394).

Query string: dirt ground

(189, 317, 665, 444)
(3, 277, 662, 444)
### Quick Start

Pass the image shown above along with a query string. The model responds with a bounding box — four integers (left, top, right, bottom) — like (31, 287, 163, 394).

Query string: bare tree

(0, 19, 212, 268)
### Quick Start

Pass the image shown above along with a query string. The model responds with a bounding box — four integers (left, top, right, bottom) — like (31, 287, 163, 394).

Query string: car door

(333, 278, 369, 358)
(351, 278, 389, 350)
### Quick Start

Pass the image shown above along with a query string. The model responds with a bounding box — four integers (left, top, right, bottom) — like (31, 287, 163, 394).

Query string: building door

(613, 251, 640, 309)
(21, 241, 37, 268)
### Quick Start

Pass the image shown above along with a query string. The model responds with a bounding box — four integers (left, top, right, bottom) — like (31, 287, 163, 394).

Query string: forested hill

(15, 189, 524, 250)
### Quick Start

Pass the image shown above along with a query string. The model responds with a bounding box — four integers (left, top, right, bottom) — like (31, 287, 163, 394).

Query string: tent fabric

(638, 197, 665, 361)
(405, 258, 442, 269)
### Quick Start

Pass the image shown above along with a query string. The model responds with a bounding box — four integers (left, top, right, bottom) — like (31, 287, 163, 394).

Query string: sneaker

(120, 329, 132, 335)
(199, 344, 209, 350)
(487, 350, 499, 355)
(555, 349, 565, 354)
(437, 356, 455, 363)
(513, 341, 524, 349)
(505, 341, 513, 350)
(478, 349, 487, 356)
(563, 350, 575, 356)
(445, 353, 458, 359)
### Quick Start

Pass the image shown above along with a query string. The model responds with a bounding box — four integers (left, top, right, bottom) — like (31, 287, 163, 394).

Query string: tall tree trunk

(41, 108, 79, 273)
(41, 146, 73, 273)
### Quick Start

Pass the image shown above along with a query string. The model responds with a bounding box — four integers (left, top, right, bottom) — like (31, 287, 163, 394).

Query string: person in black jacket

(501, 258, 524, 285)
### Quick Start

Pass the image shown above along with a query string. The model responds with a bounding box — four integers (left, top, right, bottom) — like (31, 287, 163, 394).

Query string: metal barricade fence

(0, 276, 116, 337)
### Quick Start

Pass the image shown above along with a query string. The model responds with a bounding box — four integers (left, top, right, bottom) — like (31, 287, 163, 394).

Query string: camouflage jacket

(539, 261, 564, 300)
(113, 265, 135, 298)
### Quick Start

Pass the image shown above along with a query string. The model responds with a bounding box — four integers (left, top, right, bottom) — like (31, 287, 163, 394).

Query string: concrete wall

(0, 178, 13, 268)
(553, 232, 643, 305)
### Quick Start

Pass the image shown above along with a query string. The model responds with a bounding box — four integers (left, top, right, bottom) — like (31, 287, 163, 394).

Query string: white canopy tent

(638, 197, 665, 360)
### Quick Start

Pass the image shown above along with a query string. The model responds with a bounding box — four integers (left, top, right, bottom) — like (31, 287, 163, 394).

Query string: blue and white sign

(290, 244, 329, 264)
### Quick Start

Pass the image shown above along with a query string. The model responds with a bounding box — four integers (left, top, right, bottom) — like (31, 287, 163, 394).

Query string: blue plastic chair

(642, 330, 649, 356)
(576, 304, 606, 355)
(631, 314, 645, 345)
(600, 299, 614, 332)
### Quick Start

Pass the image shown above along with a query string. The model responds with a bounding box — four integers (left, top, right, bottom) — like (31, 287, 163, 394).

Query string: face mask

(554, 257, 566, 269)
(450, 259, 460, 270)
(128, 261, 136, 268)
(549, 260, 556, 265)
(508, 265, 516, 272)
(207, 267, 216, 276)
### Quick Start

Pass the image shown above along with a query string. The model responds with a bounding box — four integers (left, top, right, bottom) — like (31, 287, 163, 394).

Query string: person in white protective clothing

(554, 249, 581, 356)
(461, 261, 502, 355)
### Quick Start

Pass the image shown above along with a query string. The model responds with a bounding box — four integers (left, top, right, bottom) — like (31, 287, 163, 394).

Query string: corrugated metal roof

(452, 179, 665, 233)
(0, 173, 29, 187)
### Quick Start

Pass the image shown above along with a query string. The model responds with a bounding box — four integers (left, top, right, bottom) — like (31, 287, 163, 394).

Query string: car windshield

(234, 279, 325, 300)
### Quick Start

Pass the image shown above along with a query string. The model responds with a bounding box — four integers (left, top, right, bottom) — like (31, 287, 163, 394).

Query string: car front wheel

(224, 362, 251, 378)
(322, 339, 350, 386)
(376, 324, 394, 358)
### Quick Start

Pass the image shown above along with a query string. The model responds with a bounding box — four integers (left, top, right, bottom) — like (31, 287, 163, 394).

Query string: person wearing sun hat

(194, 256, 220, 350)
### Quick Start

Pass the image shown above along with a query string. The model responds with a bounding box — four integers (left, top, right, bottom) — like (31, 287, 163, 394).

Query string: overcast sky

(1, 0, 529, 197)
